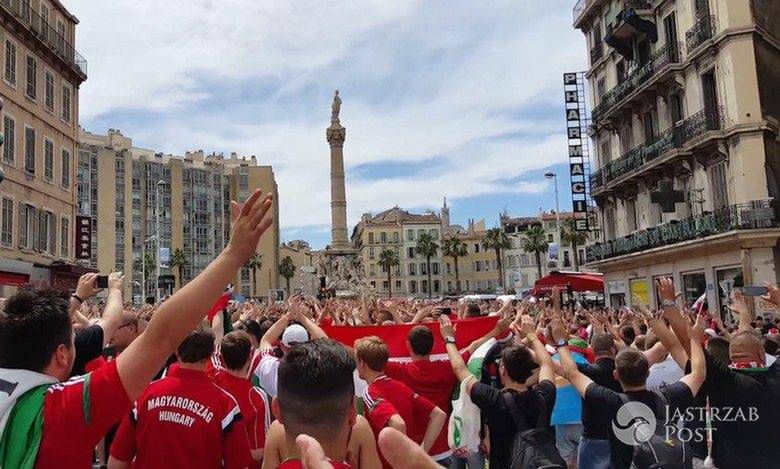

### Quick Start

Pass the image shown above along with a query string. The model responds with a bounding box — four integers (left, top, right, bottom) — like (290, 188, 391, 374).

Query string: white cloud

(68, 0, 587, 247)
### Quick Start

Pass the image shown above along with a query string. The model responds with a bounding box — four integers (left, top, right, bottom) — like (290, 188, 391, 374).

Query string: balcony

(590, 41, 604, 65)
(587, 199, 778, 262)
(591, 42, 682, 124)
(591, 107, 725, 193)
(685, 15, 716, 55)
(607, 1, 655, 44)
(0, 0, 87, 79)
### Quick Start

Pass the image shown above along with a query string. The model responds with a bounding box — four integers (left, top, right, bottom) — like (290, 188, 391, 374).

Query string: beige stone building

(278, 239, 313, 295)
(574, 0, 780, 312)
(442, 219, 505, 295)
(77, 128, 280, 303)
(0, 0, 87, 294)
(351, 207, 444, 298)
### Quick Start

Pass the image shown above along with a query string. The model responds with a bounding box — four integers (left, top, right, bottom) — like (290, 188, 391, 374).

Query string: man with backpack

(556, 305, 706, 469)
(439, 315, 565, 469)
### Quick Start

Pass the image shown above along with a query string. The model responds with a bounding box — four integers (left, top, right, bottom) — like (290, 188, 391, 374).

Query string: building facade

(278, 239, 314, 296)
(351, 207, 444, 298)
(574, 0, 780, 312)
(77, 128, 280, 303)
(0, 0, 87, 295)
(442, 219, 505, 295)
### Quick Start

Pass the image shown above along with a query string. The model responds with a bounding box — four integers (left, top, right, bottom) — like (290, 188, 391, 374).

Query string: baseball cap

(281, 324, 309, 347)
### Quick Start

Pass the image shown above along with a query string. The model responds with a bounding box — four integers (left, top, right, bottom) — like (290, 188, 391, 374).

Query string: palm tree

(377, 249, 400, 298)
(169, 248, 188, 290)
(244, 252, 263, 297)
(279, 256, 296, 297)
(522, 224, 549, 280)
(441, 235, 468, 292)
(560, 219, 589, 271)
(415, 233, 439, 299)
(483, 227, 511, 293)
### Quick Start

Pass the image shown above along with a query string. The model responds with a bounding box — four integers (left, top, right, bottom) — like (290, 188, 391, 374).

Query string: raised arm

(97, 273, 126, 347)
(681, 315, 707, 397)
(69, 272, 101, 319)
(635, 299, 689, 370)
(116, 190, 273, 400)
(260, 312, 292, 352)
(294, 308, 328, 340)
(439, 316, 474, 390)
(550, 315, 592, 397)
(464, 315, 512, 354)
(656, 278, 692, 356)
(728, 290, 753, 333)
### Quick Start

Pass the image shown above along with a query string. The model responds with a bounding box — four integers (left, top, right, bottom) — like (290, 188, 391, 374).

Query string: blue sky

(69, 0, 587, 248)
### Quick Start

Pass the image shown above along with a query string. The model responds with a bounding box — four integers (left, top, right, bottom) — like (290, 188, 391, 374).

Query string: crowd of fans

(1, 189, 780, 469)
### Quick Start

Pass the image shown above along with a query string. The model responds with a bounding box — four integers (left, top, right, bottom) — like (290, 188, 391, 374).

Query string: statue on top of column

(331, 90, 341, 124)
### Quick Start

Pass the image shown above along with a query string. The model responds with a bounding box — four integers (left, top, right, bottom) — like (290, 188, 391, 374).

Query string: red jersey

(109, 366, 252, 469)
(384, 351, 471, 458)
(362, 375, 436, 463)
(35, 361, 131, 468)
(212, 369, 270, 464)
(277, 460, 351, 469)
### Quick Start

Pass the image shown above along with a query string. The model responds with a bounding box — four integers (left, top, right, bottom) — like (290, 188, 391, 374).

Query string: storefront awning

(533, 271, 604, 295)
(0, 271, 30, 286)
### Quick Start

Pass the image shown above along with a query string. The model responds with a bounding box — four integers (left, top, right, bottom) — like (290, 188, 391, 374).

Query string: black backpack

(502, 392, 567, 469)
(618, 393, 692, 469)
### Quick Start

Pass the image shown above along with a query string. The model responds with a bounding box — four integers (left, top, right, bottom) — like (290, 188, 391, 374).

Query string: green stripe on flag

(82, 373, 92, 425)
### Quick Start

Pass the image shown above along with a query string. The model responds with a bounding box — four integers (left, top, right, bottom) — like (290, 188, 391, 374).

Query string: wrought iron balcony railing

(685, 15, 716, 54)
(591, 106, 724, 192)
(590, 42, 604, 65)
(587, 199, 778, 262)
(592, 42, 681, 123)
(0, 0, 87, 78)
(573, 0, 587, 26)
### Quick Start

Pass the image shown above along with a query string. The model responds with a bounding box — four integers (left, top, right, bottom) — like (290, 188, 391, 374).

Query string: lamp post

(545, 171, 561, 274)
(155, 180, 168, 302)
(141, 235, 156, 304)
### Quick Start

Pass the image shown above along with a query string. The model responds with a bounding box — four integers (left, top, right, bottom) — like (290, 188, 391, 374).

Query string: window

(596, 77, 605, 100)
(474, 243, 480, 253)
(44, 71, 55, 111)
(368, 232, 374, 244)
(395, 280, 401, 290)
(369, 246, 375, 259)
(563, 250, 571, 268)
(4, 40, 16, 85)
(369, 264, 376, 276)
(604, 206, 616, 241)
(422, 280, 428, 293)
(476, 281, 483, 291)
(407, 246, 415, 259)
(421, 263, 428, 275)
(406, 229, 414, 241)
(41, 4, 50, 24)
(379, 232, 386, 244)
(669, 93, 684, 125)
(48, 212, 56, 255)
(616, 61, 627, 84)
(25, 55, 36, 99)
(619, 124, 633, 153)
(410, 280, 417, 293)
(446, 263, 452, 274)
(709, 162, 729, 209)
(408, 263, 416, 276)
(547, 233, 554, 242)
(393, 232, 399, 243)
(430, 229, 438, 239)
(61, 149, 70, 187)
(475, 260, 481, 272)
(61, 85, 72, 122)
(642, 111, 657, 142)
(487, 280, 493, 290)
(447, 281, 453, 291)
(432, 263, 440, 275)
(600, 139, 612, 165)
(626, 198, 638, 232)
(1, 198, 12, 245)
(24, 127, 35, 173)
(43, 139, 54, 181)
(3, 116, 15, 164)
(434, 280, 440, 293)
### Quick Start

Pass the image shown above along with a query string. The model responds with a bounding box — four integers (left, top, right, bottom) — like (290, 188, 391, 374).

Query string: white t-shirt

(646, 354, 684, 392)
(254, 353, 280, 397)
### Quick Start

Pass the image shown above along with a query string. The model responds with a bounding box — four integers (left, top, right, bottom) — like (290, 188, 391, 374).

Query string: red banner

(323, 316, 499, 358)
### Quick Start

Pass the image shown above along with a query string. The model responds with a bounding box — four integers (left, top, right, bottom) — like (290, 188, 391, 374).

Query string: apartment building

(278, 239, 314, 295)
(77, 128, 280, 303)
(573, 0, 779, 310)
(442, 219, 503, 295)
(0, 0, 87, 294)
(351, 207, 444, 298)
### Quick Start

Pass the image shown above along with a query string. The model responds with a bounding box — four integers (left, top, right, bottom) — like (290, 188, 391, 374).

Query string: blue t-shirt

(550, 351, 588, 425)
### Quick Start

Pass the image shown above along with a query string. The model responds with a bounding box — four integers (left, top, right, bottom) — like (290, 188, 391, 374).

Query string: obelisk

(326, 90, 351, 251)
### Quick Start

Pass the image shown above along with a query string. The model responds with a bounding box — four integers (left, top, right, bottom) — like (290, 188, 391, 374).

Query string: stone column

(327, 122, 350, 250)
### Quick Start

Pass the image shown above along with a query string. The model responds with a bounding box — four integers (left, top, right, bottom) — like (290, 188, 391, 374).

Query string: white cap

(281, 324, 309, 347)
(704, 328, 718, 339)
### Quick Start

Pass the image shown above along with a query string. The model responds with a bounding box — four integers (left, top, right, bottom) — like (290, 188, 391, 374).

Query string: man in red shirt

(211, 330, 270, 467)
(0, 190, 274, 468)
(355, 336, 446, 467)
(109, 329, 252, 469)
(383, 315, 511, 463)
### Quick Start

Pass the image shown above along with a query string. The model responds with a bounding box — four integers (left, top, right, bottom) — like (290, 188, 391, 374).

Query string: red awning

(533, 271, 604, 295)
(0, 271, 30, 286)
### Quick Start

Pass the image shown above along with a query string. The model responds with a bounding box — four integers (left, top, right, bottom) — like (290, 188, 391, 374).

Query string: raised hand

(107, 272, 125, 292)
(689, 314, 706, 343)
(75, 272, 102, 301)
(762, 283, 780, 307)
(439, 315, 455, 339)
(727, 290, 749, 319)
(227, 190, 273, 263)
(656, 277, 678, 303)
(520, 314, 536, 337)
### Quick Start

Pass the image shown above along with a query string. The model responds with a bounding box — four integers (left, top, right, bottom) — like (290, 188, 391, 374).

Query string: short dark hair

(465, 303, 481, 318)
(177, 329, 215, 363)
(591, 333, 615, 355)
(615, 348, 649, 387)
(408, 326, 434, 356)
(764, 337, 779, 356)
(221, 331, 252, 371)
(500, 345, 538, 383)
(0, 288, 71, 372)
(621, 325, 636, 344)
(278, 339, 355, 437)
(639, 323, 648, 335)
(243, 319, 265, 343)
(706, 337, 730, 365)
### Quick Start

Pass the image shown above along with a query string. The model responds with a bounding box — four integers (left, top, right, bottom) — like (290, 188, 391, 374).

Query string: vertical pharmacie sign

(563, 72, 590, 231)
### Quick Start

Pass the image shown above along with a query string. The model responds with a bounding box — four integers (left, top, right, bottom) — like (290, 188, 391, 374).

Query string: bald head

(730, 331, 764, 364)
(109, 311, 141, 354)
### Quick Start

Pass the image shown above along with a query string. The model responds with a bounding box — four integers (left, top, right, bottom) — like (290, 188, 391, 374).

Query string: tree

(441, 235, 467, 292)
(244, 252, 263, 297)
(169, 248, 188, 290)
(279, 256, 296, 297)
(415, 233, 439, 299)
(483, 227, 511, 293)
(560, 219, 589, 271)
(377, 249, 400, 298)
(522, 224, 549, 280)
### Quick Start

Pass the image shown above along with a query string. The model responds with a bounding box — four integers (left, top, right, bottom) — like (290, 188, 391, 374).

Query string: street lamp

(155, 180, 168, 302)
(545, 172, 561, 273)
(141, 235, 156, 303)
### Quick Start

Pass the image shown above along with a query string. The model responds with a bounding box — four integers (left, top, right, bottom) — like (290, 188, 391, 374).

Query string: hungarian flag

(322, 315, 500, 360)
